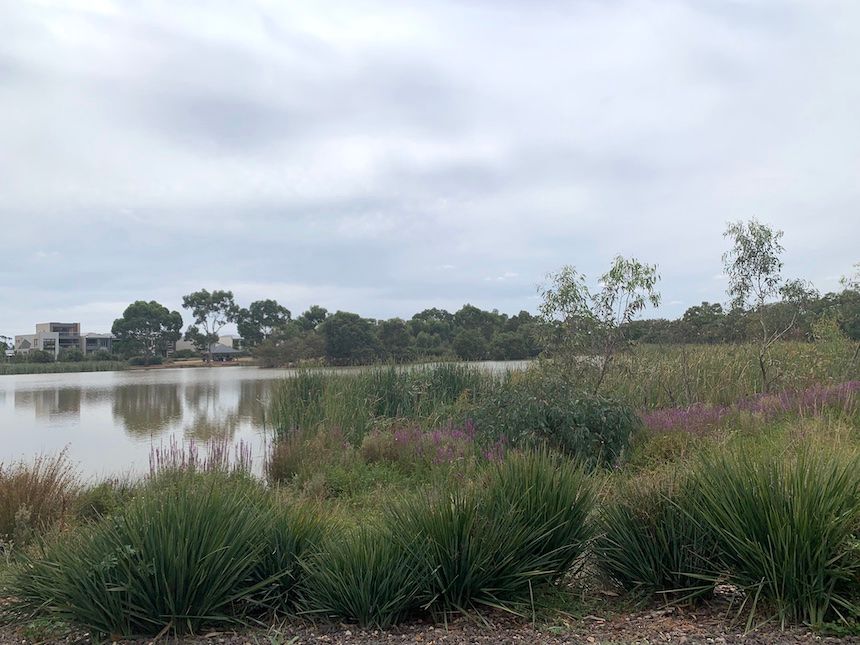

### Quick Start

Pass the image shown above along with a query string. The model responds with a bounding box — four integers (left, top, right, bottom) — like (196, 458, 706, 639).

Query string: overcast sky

(2, 0, 859, 335)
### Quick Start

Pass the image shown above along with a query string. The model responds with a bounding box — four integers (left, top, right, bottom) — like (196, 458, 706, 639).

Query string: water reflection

(15, 388, 83, 420)
(112, 383, 183, 437)
(8, 370, 274, 441)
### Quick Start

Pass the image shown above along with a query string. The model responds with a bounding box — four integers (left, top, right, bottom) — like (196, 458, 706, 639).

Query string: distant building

(218, 335, 244, 350)
(175, 335, 244, 354)
(15, 322, 114, 358)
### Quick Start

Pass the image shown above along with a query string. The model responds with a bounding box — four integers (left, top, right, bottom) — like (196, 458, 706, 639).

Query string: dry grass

(0, 450, 80, 545)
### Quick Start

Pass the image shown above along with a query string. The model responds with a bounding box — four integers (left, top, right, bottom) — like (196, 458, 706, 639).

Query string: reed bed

(0, 361, 128, 375)
(606, 342, 859, 409)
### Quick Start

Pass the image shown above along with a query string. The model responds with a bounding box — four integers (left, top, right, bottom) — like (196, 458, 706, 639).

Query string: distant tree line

(6, 223, 857, 369)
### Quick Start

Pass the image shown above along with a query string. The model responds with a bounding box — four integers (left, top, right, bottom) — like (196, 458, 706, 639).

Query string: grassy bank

(2, 343, 859, 639)
(0, 361, 129, 376)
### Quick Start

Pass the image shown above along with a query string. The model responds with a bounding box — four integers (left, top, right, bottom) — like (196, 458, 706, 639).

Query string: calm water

(0, 362, 528, 479)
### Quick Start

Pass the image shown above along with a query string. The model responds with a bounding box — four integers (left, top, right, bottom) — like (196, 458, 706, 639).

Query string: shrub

(87, 350, 116, 362)
(299, 525, 423, 627)
(10, 473, 272, 636)
(0, 451, 79, 544)
(27, 350, 55, 363)
(690, 446, 860, 627)
(387, 448, 594, 614)
(470, 371, 639, 466)
(57, 348, 85, 362)
(594, 474, 717, 601)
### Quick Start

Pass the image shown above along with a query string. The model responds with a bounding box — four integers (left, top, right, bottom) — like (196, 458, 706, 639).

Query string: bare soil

(2, 604, 857, 645)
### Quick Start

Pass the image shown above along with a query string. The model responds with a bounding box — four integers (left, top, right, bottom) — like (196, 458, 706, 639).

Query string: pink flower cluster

(641, 381, 859, 435)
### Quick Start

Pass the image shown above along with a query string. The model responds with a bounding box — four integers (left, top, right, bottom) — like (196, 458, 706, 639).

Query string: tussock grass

(690, 445, 860, 628)
(0, 451, 79, 545)
(299, 525, 423, 627)
(594, 472, 717, 602)
(10, 473, 273, 637)
(387, 449, 594, 615)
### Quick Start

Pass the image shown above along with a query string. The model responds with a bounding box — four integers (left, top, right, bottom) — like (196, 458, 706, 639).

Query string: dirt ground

(2, 603, 858, 645)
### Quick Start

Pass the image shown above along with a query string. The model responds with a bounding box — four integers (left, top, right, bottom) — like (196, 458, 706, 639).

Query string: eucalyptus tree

(112, 300, 183, 358)
(539, 256, 661, 393)
(722, 219, 817, 391)
(181, 289, 239, 363)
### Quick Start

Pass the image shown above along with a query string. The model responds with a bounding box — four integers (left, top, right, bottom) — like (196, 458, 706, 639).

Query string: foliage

(57, 348, 84, 362)
(539, 256, 661, 392)
(10, 473, 272, 637)
(299, 525, 423, 627)
(386, 448, 594, 614)
(0, 360, 127, 375)
(0, 451, 79, 545)
(248, 501, 326, 611)
(237, 299, 291, 347)
(182, 326, 218, 355)
(270, 364, 497, 443)
(452, 329, 488, 361)
(470, 369, 639, 466)
(594, 474, 717, 601)
(181, 289, 239, 362)
(111, 300, 183, 358)
(318, 311, 381, 365)
(601, 341, 860, 410)
(690, 445, 860, 628)
(722, 219, 819, 391)
(26, 349, 55, 363)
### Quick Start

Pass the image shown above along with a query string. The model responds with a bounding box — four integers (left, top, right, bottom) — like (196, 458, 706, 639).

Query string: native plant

(386, 448, 594, 614)
(722, 219, 818, 391)
(10, 473, 273, 637)
(594, 474, 718, 601)
(539, 256, 661, 392)
(299, 525, 424, 627)
(181, 289, 239, 363)
(690, 446, 860, 628)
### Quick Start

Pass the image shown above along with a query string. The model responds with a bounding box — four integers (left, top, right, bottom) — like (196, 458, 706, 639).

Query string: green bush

(690, 446, 860, 627)
(470, 371, 639, 466)
(387, 448, 594, 614)
(299, 526, 423, 627)
(57, 348, 85, 362)
(11, 474, 272, 637)
(594, 474, 717, 601)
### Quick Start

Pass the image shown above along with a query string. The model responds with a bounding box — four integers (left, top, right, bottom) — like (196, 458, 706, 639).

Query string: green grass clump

(594, 474, 717, 601)
(690, 446, 860, 628)
(387, 449, 594, 614)
(299, 526, 424, 627)
(249, 500, 327, 612)
(10, 473, 272, 637)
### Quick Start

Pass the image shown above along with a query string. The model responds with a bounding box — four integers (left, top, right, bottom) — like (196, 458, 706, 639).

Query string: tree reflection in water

(112, 383, 182, 438)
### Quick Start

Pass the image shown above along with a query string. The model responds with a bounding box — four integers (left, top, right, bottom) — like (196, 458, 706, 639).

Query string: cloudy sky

(1, 0, 859, 335)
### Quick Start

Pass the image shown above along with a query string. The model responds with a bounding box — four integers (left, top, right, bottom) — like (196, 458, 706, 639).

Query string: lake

(0, 362, 528, 480)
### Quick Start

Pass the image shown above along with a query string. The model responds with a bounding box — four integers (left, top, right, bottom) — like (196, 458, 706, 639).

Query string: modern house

(14, 322, 114, 358)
